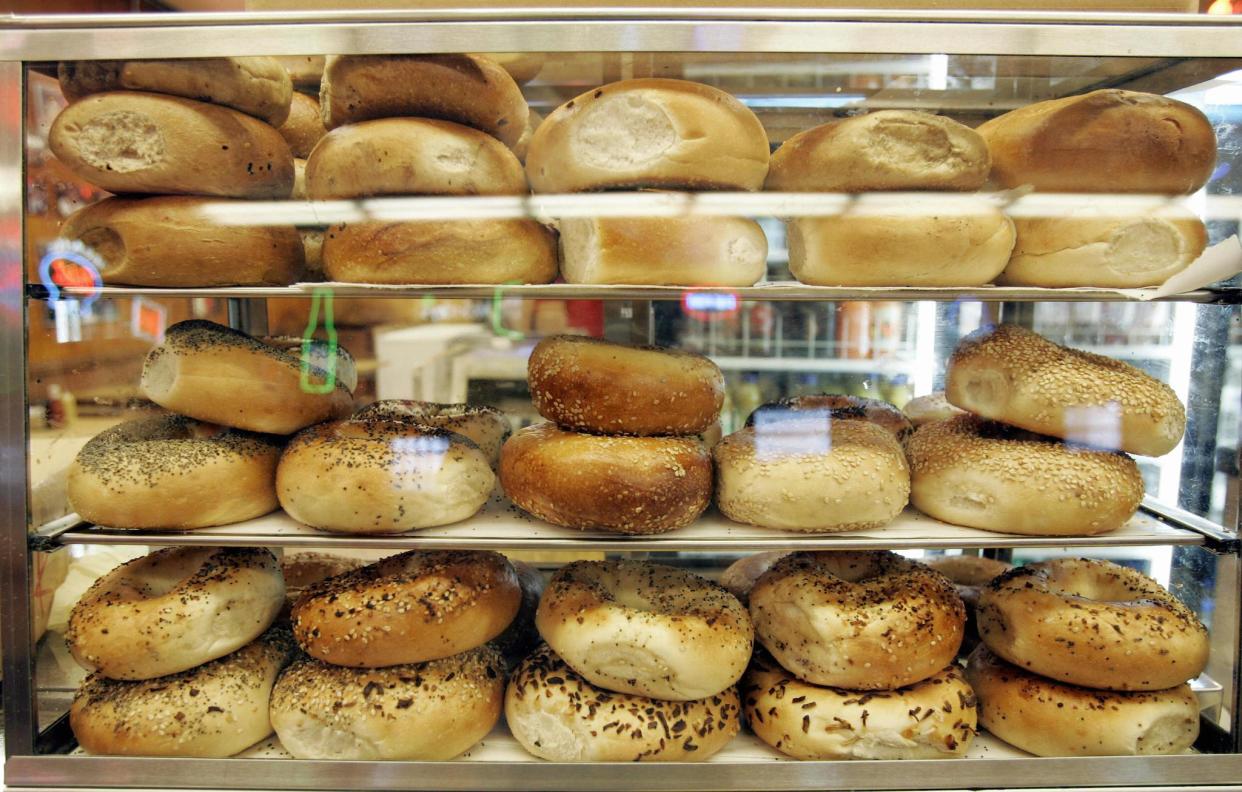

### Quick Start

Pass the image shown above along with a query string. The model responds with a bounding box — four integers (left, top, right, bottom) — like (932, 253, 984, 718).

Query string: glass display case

(2, 8, 1242, 790)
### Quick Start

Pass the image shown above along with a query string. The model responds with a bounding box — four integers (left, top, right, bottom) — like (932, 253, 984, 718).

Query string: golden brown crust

(745, 394, 912, 440)
(906, 414, 1144, 536)
(945, 323, 1186, 457)
(66, 547, 285, 681)
(499, 422, 713, 535)
(536, 560, 753, 700)
(977, 89, 1216, 194)
(742, 651, 977, 760)
(270, 645, 505, 760)
(977, 558, 1209, 691)
(276, 90, 326, 158)
(505, 644, 741, 762)
(749, 551, 965, 690)
(320, 54, 527, 148)
(966, 645, 1199, 756)
(291, 550, 521, 668)
(528, 335, 725, 436)
(767, 110, 990, 192)
(67, 415, 282, 530)
(526, 78, 769, 193)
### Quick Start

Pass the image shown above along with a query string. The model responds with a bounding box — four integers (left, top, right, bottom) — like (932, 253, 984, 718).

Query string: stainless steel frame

(5, 8, 1242, 790)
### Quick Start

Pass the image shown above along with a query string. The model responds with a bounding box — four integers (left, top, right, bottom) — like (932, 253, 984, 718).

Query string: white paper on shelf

(1124, 235, 1242, 300)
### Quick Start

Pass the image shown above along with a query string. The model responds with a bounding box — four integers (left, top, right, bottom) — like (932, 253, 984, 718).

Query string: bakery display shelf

(25, 282, 1236, 305)
(46, 497, 1214, 553)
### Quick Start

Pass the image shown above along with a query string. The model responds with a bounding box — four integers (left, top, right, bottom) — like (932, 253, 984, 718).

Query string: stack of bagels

(50, 58, 304, 287)
(272, 63, 328, 273)
(310, 54, 557, 285)
(906, 322, 1186, 536)
(499, 334, 723, 535)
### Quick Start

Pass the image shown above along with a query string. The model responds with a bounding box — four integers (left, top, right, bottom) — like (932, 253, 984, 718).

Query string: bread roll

(277, 91, 326, 158)
(50, 92, 294, 199)
(59, 196, 303, 287)
(322, 220, 557, 285)
(787, 205, 1015, 286)
(320, 54, 527, 148)
(305, 118, 526, 199)
(999, 211, 1207, 288)
(275, 56, 324, 90)
(526, 78, 770, 193)
(59, 58, 293, 127)
(767, 110, 990, 192)
(977, 89, 1216, 194)
(559, 215, 767, 286)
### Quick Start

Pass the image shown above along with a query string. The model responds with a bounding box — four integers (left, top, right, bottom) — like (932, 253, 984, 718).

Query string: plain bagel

(977, 558, 1210, 691)
(291, 550, 521, 668)
(536, 560, 753, 700)
(506, 644, 741, 762)
(749, 551, 965, 690)
(66, 547, 285, 680)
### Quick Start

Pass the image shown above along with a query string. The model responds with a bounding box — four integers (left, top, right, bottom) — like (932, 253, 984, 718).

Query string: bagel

(966, 645, 1199, 756)
(140, 320, 355, 435)
(927, 555, 1013, 655)
(291, 550, 521, 668)
(71, 629, 296, 757)
(902, 392, 965, 427)
(276, 418, 494, 534)
(718, 551, 791, 605)
(977, 558, 1209, 691)
(713, 420, 909, 532)
(742, 651, 977, 760)
(526, 78, 769, 193)
(499, 422, 712, 535)
(906, 414, 1144, 536)
(66, 547, 285, 680)
(528, 335, 725, 436)
(353, 400, 511, 466)
(536, 560, 752, 700)
(745, 394, 912, 440)
(506, 644, 741, 762)
(945, 323, 1186, 457)
(276, 90, 326, 159)
(279, 552, 363, 617)
(270, 645, 506, 760)
(67, 414, 282, 530)
(749, 551, 965, 690)
(490, 560, 545, 672)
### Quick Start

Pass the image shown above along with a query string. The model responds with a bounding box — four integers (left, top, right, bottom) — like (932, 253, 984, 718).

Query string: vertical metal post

(0, 59, 36, 758)
(226, 297, 269, 336)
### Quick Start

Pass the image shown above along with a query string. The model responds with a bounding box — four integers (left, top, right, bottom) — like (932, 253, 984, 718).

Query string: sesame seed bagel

(354, 400, 511, 466)
(966, 645, 1199, 757)
(506, 644, 741, 761)
(528, 335, 725, 436)
(291, 550, 521, 668)
(745, 394, 912, 440)
(276, 419, 494, 534)
(67, 547, 285, 681)
(140, 320, 355, 435)
(902, 392, 965, 427)
(906, 414, 1144, 536)
(71, 628, 296, 757)
(977, 558, 1209, 691)
(713, 421, 909, 532)
(499, 422, 712, 535)
(270, 645, 506, 760)
(749, 551, 965, 690)
(67, 414, 282, 530)
(742, 651, 977, 760)
(945, 323, 1186, 457)
(536, 560, 753, 700)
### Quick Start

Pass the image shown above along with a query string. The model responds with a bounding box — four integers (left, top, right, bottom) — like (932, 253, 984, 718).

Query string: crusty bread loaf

(60, 196, 304, 287)
(320, 54, 527, 148)
(977, 89, 1216, 194)
(787, 205, 1015, 286)
(50, 91, 294, 199)
(559, 215, 766, 286)
(767, 110, 990, 192)
(59, 58, 293, 127)
(277, 91, 326, 158)
(306, 118, 527, 199)
(999, 211, 1207, 288)
(274, 56, 325, 90)
(323, 220, 557, 284)
(526, 78, 770, 193)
